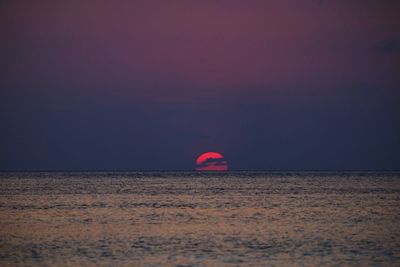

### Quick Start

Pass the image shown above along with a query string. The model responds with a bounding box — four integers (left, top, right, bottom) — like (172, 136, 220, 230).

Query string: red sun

(195, 152, 228, 171)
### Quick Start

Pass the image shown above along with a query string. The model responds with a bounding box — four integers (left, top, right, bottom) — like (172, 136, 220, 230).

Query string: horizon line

(0, 169, 400, 173)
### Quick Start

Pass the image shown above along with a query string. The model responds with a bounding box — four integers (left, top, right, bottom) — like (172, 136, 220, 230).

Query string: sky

(0, 0, 399, 171)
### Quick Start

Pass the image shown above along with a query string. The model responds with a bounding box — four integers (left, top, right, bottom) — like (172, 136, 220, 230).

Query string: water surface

(0, 172, 399, 266)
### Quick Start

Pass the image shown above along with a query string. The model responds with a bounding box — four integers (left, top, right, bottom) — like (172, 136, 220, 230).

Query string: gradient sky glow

(1, 0, 399, 170)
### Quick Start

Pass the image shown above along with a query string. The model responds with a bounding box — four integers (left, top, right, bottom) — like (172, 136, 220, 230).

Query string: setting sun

(195, 152, 228, 171)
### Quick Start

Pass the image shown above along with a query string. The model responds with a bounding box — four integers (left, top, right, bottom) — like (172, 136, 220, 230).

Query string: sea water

(0, 171, 399, 266)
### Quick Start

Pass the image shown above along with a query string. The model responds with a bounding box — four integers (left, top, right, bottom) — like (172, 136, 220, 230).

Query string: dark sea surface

(0, 171, 399, 266)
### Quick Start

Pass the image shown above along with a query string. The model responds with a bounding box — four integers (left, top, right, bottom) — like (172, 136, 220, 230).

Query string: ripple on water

(0, 171, 400, 266)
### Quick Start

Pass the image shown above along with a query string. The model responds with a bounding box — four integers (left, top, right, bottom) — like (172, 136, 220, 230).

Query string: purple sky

(1, 0, 399, 170)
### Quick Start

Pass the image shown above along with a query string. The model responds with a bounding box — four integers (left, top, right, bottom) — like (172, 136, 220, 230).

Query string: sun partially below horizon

(195, 152, 228, 171)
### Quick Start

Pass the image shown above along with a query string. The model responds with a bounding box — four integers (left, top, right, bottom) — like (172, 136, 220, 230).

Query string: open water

(0, 171, 399, 266)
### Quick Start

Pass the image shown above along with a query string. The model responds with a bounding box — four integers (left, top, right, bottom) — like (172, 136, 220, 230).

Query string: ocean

(0, 171, 399, 266)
